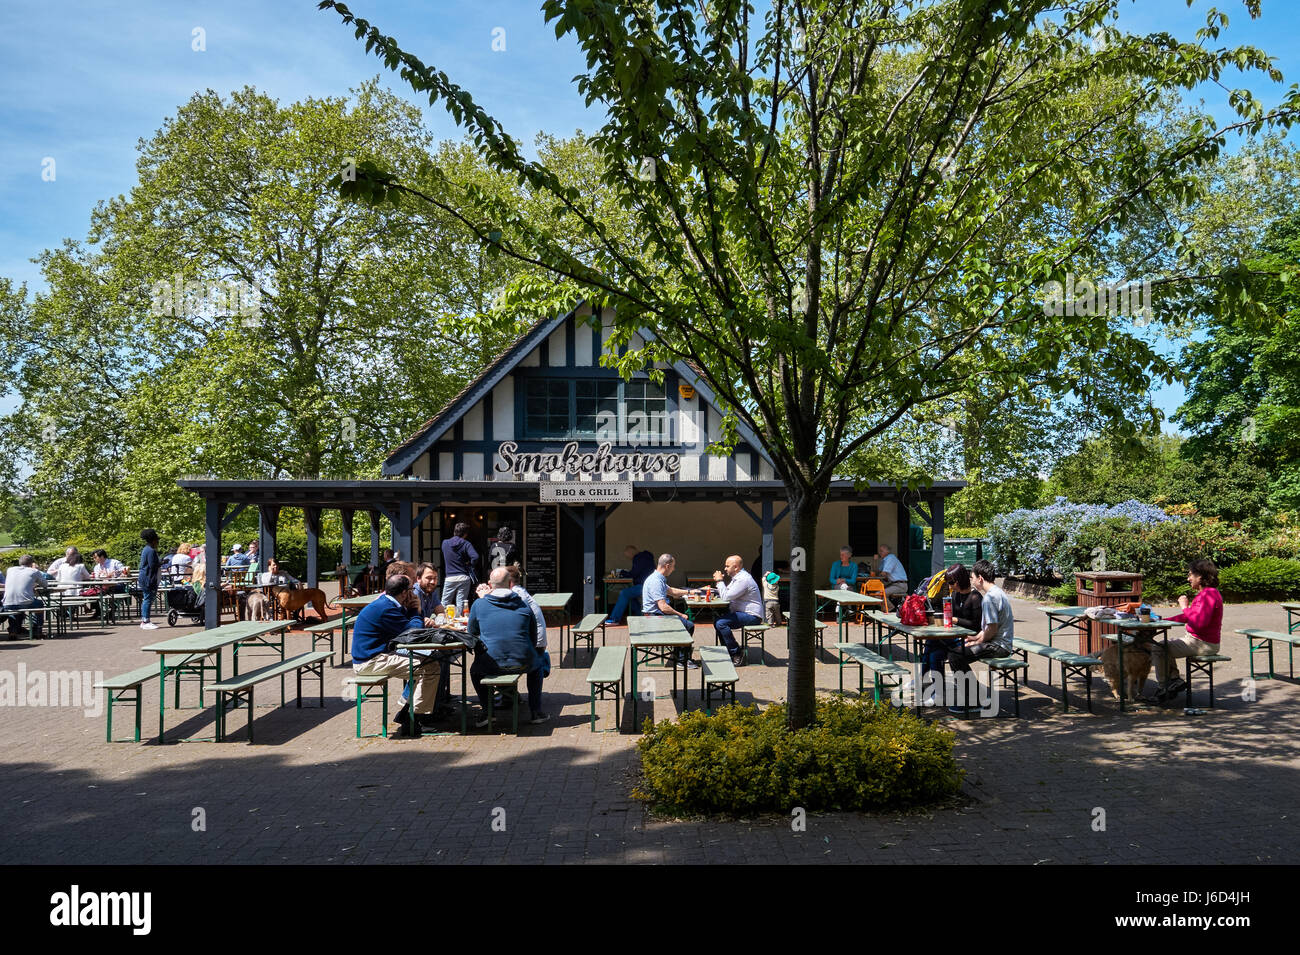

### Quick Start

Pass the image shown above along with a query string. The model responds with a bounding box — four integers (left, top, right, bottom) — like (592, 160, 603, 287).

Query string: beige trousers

(1149, 635, 1216, 683)
(353, 652, 441, 715)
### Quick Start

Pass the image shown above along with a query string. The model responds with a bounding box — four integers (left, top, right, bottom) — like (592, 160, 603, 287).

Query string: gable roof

(381, 301, 776, 477)
(382, 308, 571, 476)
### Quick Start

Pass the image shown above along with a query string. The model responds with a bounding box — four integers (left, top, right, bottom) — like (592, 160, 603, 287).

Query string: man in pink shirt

(1149, 558, 1223, 703)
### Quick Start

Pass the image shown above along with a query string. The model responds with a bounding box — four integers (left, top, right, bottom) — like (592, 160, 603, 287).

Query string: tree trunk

(786, 489, 823, 730)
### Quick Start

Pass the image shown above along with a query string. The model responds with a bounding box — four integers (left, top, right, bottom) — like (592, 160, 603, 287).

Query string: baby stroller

(166, 586, 205, 626)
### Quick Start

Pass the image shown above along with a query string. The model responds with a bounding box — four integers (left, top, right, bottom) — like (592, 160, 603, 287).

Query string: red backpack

(898, 594, 928, 626)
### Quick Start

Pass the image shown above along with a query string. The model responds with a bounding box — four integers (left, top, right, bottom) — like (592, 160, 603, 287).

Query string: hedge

(1219, 557, 1300, 601)
(635, 697, 963, 816)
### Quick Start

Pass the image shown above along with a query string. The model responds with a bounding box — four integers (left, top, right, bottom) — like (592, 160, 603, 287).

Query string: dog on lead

(1099, 643, 1152, 704)
(274, 586, 333, 623)
(244, 591, 271, 621)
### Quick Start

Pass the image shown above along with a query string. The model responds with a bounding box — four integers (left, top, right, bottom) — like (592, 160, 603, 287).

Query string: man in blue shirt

(876, 544, 909, 598)
(607, 544, 655, 625)
(350, 574, 441, 736)
(642, 553, 698, 669)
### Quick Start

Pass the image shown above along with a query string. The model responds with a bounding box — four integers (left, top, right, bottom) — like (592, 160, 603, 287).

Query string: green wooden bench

(834, 642, 909, 702)
(204, 651, 333, 742)
(586, 645, 625, 732)
(862, 610, 901, 659)
(740, 623, 771, 665)
(1184, 653, 1231, 708)
(347, 673, 391, 738)
(983, 657, 1029, 717)
(479, 672, 522, 734)
(95, 654, 206, 742)
(1012, 637, 1101, 713)
(0, 608, 42, 641)
(1235, 629, 1300, 680)
(570, 613, 609, 666)
(698, 646, 738, 714)
(813, 620, 829, 658)
(303, 619, 345, 665)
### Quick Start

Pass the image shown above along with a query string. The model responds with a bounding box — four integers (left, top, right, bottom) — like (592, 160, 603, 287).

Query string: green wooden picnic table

(866, 610, 977, 664)
(814, 589, 883, 644)
(395, 636, 472, 736)
(334, 592, 383, 660)
(1283, 602, 1300, 635)
(629, 615, 694, 729)
(1102, 617, 1184, 712)
(682, 596, 729, 622)
(1040, 605, 1090, 651)
(142, 619, 291, 742)
(532, 592, 573, 663)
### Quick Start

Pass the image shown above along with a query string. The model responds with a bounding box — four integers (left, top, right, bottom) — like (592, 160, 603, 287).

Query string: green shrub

(1047, 581, 1077, 605)
(0, 547, 67, 572)
(1219, 557, 1300, 601)
(635, 696, 963, 816)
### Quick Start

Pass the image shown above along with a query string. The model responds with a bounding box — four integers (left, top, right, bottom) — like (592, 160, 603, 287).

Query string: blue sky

(2, 0, 1298, 425)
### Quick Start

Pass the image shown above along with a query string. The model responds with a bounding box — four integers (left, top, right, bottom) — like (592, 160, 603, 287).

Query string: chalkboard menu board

(524, 505, 558, 593)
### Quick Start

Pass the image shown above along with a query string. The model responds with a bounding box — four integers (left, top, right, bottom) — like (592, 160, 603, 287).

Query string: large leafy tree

(1178, 203, 1300, 512)
(324, 0, 1298, 727)
(0, 84, 543, 542)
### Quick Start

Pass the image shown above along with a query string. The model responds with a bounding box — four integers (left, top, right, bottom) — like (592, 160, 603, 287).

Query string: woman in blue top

(828, 546, 858, 590)
(138, 528, 161, 630)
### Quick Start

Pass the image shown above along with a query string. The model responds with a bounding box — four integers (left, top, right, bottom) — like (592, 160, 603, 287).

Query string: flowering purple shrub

(987, 498, 1176, 581)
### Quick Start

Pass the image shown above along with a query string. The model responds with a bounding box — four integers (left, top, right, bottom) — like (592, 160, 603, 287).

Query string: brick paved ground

(0, 592, 1295, 864)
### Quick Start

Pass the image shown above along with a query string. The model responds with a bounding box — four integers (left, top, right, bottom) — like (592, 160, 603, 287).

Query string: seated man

(350, 574, 441, 736)
(467, 567, 548, 726)
(945, 559, 1013, 714)
(642, 553, 698, 669)
(2, 555, 48, 640)
(607, 544, 655, 625)
(712, 554, 764, 665)
(876, 544, 909, 598)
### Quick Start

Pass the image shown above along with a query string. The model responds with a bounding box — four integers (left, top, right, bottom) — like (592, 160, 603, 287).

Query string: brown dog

(274, 586, 333, 622)
(1099, 643, 1152, 703)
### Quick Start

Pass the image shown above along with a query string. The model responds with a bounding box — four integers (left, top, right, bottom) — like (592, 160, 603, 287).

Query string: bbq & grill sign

(494, 441, 682, 477)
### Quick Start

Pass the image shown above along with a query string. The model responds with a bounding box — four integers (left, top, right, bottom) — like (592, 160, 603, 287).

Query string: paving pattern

(0, 593, 1294, 863)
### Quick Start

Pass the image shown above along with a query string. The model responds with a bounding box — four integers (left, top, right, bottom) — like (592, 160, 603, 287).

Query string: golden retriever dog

(1099, 643, 1152, 703)
(274, 586, 333, 622)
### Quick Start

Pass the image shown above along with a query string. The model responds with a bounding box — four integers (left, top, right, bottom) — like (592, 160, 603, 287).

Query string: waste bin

(1075, 570, 1144, 655)
(942, 538, 986, 566)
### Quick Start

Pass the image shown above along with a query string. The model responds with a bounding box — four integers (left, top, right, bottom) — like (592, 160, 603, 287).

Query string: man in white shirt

(712, 554, 764, 665)
(876, 544, 909, 598)
(91, 550, 127, 579)
(945, 559, 1015, 715)
(45, 547, 76, 577)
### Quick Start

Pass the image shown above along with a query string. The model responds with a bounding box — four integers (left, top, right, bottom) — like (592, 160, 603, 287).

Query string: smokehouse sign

(494, 441, 682, 478)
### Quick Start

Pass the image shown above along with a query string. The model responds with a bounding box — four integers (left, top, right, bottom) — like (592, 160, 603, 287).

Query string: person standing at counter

(712, 554, 764, 665)
(441, 523, 480, 614)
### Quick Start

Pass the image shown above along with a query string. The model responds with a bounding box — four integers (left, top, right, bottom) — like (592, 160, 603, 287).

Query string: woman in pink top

(1150, 558, 1223, 701)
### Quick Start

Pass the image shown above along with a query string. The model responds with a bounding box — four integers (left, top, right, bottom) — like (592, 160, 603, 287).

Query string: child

(762, 571, 783, 625)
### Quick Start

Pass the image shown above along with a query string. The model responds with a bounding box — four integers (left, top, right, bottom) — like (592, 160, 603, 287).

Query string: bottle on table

(943, 595, 953, 628)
